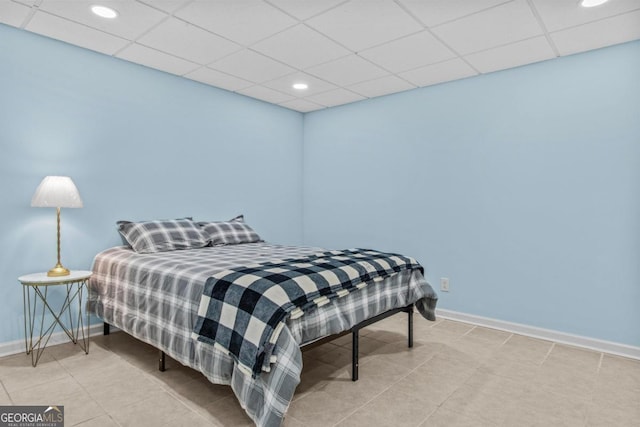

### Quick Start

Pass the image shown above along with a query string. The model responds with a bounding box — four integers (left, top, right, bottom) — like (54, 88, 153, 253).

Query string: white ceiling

(2, 0, 640, 112)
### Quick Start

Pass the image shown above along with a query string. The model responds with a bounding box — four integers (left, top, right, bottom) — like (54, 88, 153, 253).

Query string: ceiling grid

(1, 0, 638, 112)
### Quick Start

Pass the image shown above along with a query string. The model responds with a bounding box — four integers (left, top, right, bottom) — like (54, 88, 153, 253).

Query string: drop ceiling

(2, 0, 640, 112)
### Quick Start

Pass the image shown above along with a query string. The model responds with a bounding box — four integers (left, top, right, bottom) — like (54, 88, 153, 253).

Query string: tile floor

(0, 316, 638, 426)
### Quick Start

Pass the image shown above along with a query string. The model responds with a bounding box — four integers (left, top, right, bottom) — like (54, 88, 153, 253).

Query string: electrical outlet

(440, 277, 450, 292)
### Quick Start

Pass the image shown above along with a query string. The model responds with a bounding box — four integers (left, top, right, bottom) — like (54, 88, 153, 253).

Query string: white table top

(19, 270, 93, 285)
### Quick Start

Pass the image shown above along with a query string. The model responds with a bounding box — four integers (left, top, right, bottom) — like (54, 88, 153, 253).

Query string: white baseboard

(0, 323, 108, 358)
(436, 308, 640, 361)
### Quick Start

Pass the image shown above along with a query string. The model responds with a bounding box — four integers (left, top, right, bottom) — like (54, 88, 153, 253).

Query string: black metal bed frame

(103, 303, 414, 382)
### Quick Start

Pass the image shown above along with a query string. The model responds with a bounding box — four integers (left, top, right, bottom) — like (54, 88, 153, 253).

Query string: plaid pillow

(198, 215, 262, 246)
(117, 218, 209, 254)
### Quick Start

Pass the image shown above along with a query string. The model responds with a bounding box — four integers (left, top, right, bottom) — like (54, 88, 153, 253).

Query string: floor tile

(412, 353, 478, 381)
(494, 334, 553, 365)
(59, 392, 107, 426)
(0, 384, 12, 405)
(544, 344, 602, 373)
(8, 375, 84, 403)
(311, 364, 396, 408)
(0, 318, 637, 427)
(287, 389, 357, 426)
(0, 351, 57, 377)
(87, 377, 165, 414)
(598, 354, 640, 386)
(45, 341, 90, 361)
(431, 319, 475, 336)
(448, 335, 504, 362)
(293, 359, 343, 401)
(432, 343, 484, 369)
(361, 328, 411, 344)
(367, 339, 439, 369)
(465, 326, 511, 344)
(585, 397, 640, 427)
(439, 371, 525, 425)
(532, 361, 597, 399)
(386, 366, 468, 407)
(146, 361, 203, 389)
(301, 342, 340, 359)
(10, 380, 105, 427)
(73, 414, 120, 427)
(164, 409, 222, 427)
(166, 375, 233, 408)
(199, 395, 253, 426)
(477, 358, 539, 384)
(337, 388, 436, 427)
(282, 414, 306, 426)
(109, 390, 193, 427)
(420, 407, 495, 427)
(307, 344, 356, 369)
(1, 357, 69, 394)
(505, 388, 590, 427)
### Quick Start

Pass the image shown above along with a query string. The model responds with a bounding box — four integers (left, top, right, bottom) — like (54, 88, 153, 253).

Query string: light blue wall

(303, 41, 640, 347)
(2, 23, 638, 350)
(0, 24, 304, 344)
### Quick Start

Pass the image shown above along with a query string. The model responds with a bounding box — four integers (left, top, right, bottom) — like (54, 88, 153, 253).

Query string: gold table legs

(22, 280, 90, 367)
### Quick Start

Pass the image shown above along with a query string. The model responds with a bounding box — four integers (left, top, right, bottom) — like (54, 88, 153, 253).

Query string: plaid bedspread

(89, 243, 437, 427)
(193, 249, 424, 376)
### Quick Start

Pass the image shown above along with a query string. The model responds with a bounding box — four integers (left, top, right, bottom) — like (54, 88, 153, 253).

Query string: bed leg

(352, 329, 359, 382)
(408, 305, 414, 348)
(159, 350, 166, 372)
(103, 323, 110, 336)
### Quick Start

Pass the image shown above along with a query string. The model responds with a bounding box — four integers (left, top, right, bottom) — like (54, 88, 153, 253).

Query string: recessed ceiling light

(91, 5, 118, 19)
(292, 83, 308, 90)
(579, 0, 609, 7)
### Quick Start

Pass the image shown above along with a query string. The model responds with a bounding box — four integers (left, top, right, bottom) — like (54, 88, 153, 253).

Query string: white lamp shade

(31, 176, 83, 208)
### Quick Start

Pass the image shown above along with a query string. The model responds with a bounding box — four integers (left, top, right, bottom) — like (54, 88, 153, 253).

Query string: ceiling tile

(262, 72, 338, 97)
(210, 49, 295, 83)
(0, 0, 31, 27)
(10, 0, 640, 113)
(306, 88, 366, 107)
(278, 98, 324, 112)
(359, 30, 455, 73)
(398, 0, 511, 27)
(137, 0, 192, 14)
(237, 85, 295, 104)
(306, 54, 388, 86)
(551, 9, 640, 56)
(184, 67, 254, 92)
(399, 58, 477, 87)
(265, 0, 347, 20)
(175, 0, 297, 46)
(252, 24, 350, 70)
(348, 75, 415, 98)
(432, 0, 543, 55)
(116, 43, 199, 76)
(306, 0, 423, 51)
(137, 17, 241, 65)
(531, 0, 640, 32)
(465, 36, 556, 74)
(25, 11, 129, 55)
(38, 0, 168, 40)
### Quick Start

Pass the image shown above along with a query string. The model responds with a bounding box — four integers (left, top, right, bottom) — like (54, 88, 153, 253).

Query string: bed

(88, 218, 438, 426)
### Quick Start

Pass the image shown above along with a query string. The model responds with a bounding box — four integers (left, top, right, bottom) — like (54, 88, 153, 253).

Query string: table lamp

(31, 176, 83, 277)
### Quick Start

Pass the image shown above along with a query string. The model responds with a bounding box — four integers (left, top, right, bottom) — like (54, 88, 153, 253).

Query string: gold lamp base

(47, 264, 70, 277)
(46, 207, 71, 277)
